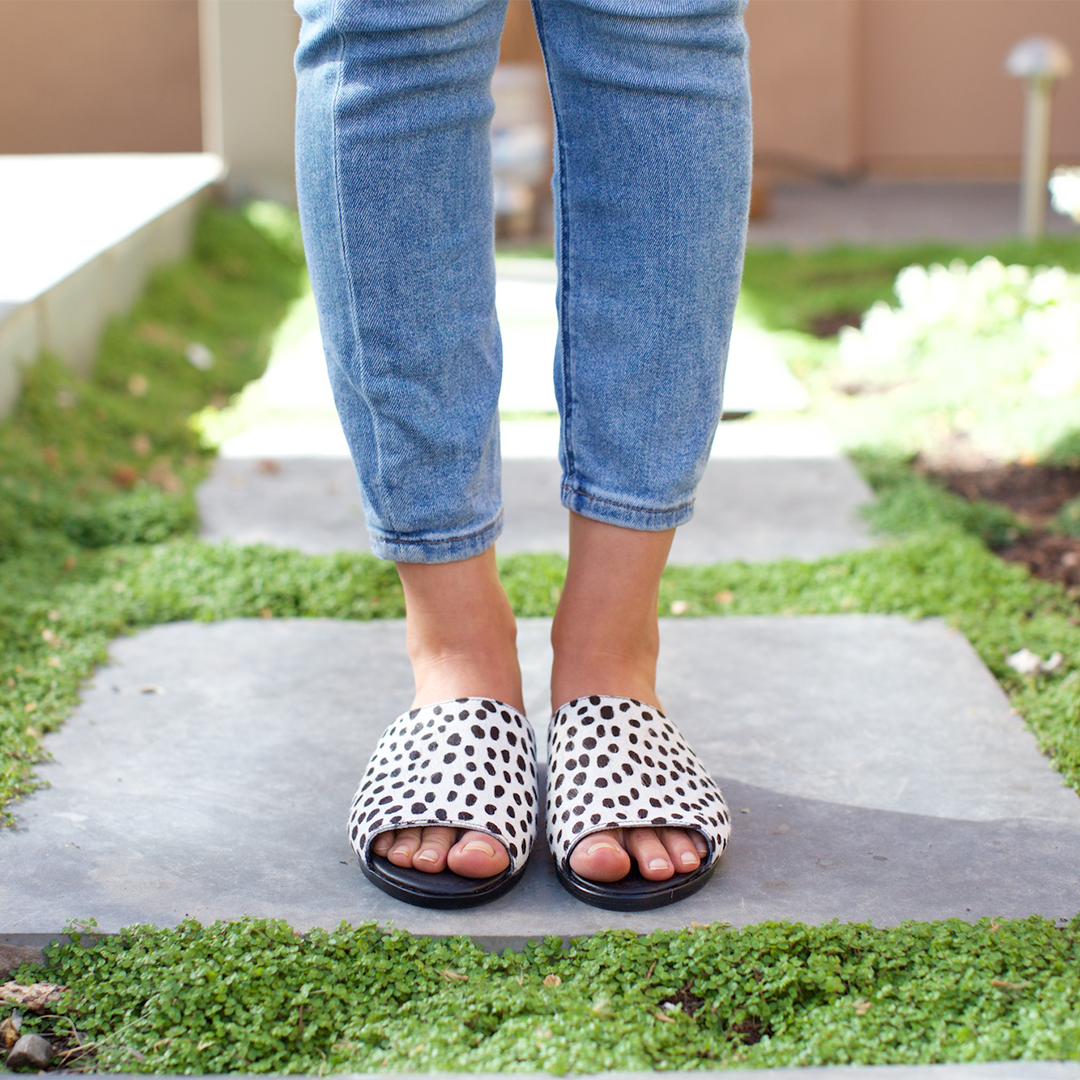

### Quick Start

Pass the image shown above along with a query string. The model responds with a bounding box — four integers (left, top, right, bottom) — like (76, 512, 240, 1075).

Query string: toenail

(680, 851, 698, 867)
(462, 840, 495, 858)
(416, 848, 441, 864)
(391, 845, 410, 858)
(648, 858, 670, 871)
(586, 841, 621, 856)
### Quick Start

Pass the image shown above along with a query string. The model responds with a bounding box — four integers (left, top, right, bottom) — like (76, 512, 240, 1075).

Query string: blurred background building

(2, 0, 1079, 222)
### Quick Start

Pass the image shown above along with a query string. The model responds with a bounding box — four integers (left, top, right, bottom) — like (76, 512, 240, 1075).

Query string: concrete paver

(198, 455, 876, 564)
(3, 615, 1077, 944)
(747, 179, 1079, 248)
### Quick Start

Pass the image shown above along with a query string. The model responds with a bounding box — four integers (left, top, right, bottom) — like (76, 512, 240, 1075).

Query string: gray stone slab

(197, 457, 875, 564)
(747, 179, 1079, 248)
(3, 615, 1078, 942)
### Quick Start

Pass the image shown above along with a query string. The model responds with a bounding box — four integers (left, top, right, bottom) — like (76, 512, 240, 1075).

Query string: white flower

(1049, 167, 1080, 223)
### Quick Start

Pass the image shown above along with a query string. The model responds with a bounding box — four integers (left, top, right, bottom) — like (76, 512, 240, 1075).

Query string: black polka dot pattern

(545, 696, 731, 870)
(348, 698, 539, 873)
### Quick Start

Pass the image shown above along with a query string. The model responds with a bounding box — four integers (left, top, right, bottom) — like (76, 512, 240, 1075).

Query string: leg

(295, 0, 509, 564)
(533, 0, 751, 895)
(551, 514, 710, 883)
(295, 0, 537, 898)
(369, 549, 523, 880)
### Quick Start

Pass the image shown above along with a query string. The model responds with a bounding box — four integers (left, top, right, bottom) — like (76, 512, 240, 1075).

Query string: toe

(447, 830, 511, 879)
(659, 827, 707, 873)
(380, 827, 421, 868)
(410, 826, 457, 873)
(371, 830, 395, 858)
(624, 828, 677, 881)
(568, 829, 632, 883)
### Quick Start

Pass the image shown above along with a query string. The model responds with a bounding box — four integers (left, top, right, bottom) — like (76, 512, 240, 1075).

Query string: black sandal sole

(554, 859, 718, 912)
(360, 854, 524, 910)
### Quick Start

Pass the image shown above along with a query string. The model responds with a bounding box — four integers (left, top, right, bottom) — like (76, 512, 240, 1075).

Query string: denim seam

(369, 508, 504, 548)
(561, 484, 694, 517)
(530, 0, 575, 482)
(327, 0, 390, 533)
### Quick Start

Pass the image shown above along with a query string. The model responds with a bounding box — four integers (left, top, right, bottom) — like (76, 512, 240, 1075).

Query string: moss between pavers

(0, 202, 307, 820)
(3, 216, 1080, 1072)
(10, 916, 1080, 1071)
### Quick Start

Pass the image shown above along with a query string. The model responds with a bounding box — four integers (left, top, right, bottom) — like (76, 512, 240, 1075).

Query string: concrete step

(0, 153, 223, 416)
(198, 454, 876, 564)
(3, 615, 1077, 944)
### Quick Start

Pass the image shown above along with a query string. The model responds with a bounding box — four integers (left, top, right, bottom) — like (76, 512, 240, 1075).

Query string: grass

(11, 916, 1080, 1072)
(3, 216, 1080, 1072)
(739, 237, 1080, 337)
(0, 201, 307, 820)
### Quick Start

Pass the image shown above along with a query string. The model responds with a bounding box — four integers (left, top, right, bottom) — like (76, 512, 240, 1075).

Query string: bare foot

(371, 548, 523, 877)
(551, 514, 706, 882)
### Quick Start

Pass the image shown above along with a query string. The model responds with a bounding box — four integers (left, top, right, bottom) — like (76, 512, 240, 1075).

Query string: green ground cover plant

(3, 216, 1080, 1072)
(0, 202, 307, 819)
(739, 237, 1080, 337)
(741, 239, 1080, 464)
(11, 915, 1080, 1072)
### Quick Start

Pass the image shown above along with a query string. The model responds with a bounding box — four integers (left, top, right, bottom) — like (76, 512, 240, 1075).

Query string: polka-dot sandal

(348, 698, 539, 909)
(546, 695, 731, 911)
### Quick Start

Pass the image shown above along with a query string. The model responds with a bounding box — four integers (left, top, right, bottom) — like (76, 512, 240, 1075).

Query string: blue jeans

(294, 0, 751, 563)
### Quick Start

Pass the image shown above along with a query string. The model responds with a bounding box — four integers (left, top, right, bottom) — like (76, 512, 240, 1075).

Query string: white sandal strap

(349, 699, 539, 873)
(545, 696, 731, 868)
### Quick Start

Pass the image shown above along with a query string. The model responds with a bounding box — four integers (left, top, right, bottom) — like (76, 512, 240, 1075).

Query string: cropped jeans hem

(561, 485, 694, 533)
(294, 0, 752, 565)
(368, 510, 505, 565)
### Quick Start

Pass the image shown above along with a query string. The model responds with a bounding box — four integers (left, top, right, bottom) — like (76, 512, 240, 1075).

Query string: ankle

(549, 632, 660, 714)
(397, 550, 524, 713)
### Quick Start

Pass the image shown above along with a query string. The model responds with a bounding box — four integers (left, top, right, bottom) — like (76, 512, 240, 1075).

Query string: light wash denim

(294, 0, 752, 564)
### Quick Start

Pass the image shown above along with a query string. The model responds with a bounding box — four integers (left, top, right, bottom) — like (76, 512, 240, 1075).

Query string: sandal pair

(348, 695, 730, 910)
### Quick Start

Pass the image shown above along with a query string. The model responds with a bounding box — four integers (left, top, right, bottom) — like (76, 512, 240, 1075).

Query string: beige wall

(746, 0, 1080, 178)
(861, 0, 1080, 175)
(2, 0, 1079, 181)
(0, 0, 202, 154)
(746, 0, 863, 175)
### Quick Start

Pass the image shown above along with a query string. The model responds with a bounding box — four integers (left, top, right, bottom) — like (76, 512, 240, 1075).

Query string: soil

(918, 460, 1080, 593)
(807, 310, 864, 338)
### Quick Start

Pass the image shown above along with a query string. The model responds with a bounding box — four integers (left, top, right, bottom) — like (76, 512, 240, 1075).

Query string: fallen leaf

(1006, 648, 1063, 675)
(670, 600, 689, 616)
(140, 685, 165, 695)
(257, 459, 283, 475)
(543, 974, 561, 987)
(186, 343, 214, 370)
(0, 983, 65, 1014)
(440, 970, 468, 982)
(714, 590, 735, 605)
(853, 999, 872, 1016)
(111, 465, 140, 489)
(0, 1011, 21, 1048)
(132, 434, 153, 457)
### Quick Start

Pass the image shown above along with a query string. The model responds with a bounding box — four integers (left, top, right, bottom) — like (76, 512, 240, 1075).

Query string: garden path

(2, 616, 1079, 943)
(6, 254, 1080, 945)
